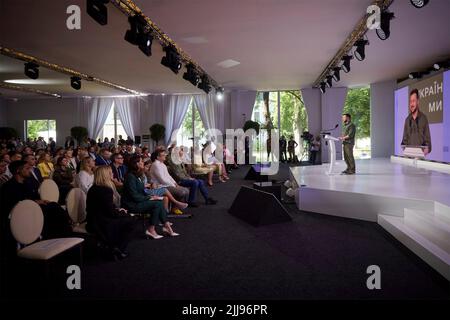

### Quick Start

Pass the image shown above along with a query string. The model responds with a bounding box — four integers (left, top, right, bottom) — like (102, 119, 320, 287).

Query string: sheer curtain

(193, 94, 219, 130)
(114, 96, 141, 140)
(79, 97, 113, 140)
(163, 95, 192, 145)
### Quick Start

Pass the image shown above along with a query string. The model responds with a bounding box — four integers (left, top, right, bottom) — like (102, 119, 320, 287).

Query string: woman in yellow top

(37, 152, 54, 179)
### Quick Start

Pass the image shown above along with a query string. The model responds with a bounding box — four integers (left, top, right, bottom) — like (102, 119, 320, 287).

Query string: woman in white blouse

(75, 156, 95, 193)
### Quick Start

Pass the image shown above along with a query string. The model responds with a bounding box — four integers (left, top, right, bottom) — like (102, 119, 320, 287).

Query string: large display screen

(394, 70, 450, 162)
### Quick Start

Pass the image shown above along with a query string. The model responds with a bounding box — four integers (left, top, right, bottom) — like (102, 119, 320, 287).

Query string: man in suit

(23, 154, 43, 195)
(95, 149, 112, 166)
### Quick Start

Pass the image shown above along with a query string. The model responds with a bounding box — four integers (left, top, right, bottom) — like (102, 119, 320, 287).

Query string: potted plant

(149, 123, 166, 145)
(243, 120, 260, 135)
(0, 127, 19, 140)
(70, 126, 89, 145)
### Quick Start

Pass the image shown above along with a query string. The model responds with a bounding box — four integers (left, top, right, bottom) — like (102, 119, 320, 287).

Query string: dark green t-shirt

(342, 121, 356, 145)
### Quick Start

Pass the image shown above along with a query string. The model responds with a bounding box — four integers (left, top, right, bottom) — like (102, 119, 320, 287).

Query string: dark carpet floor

(4, 164, 450, 300)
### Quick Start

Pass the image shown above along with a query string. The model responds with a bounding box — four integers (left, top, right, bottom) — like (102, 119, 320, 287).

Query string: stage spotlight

(138, 32, 153, 56)
(376, 11, 395, 41)
(433, 61, 449, 71)
(183, 64, 200, 86)
(87, 0, 109, 26)
(319, 82, 326, 94)
(332, 67, 341, 82)
(341, 55, 353, 73)
(354, 39, 369, 61)
(216, 87, 224, 100)
(408, 71, 429, 79)
(410, 0, 429, 8)
(70, 76, 82, 90)
(198, 75, 211, 94)
(124, 15, 153, 56)
(161, 46, 182, 74)
(326, 75, 333, 88)
(24, 62, 39, 79)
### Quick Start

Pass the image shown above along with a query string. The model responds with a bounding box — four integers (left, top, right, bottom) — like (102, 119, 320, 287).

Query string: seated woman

(75, 156, 95, 193)
(122, 155, 179, 239)
(202, 142, 229, 183)
(53, 156, 74, 203)
(86, 166, 134, 260)
(37, 152, 54, 179)
(143, 159, 188, 214)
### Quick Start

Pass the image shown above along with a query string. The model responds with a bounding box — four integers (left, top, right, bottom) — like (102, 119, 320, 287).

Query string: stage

(289, 158, 450, 281)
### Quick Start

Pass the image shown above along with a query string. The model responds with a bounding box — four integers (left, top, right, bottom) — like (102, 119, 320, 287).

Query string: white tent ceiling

(0, 0, 449, 98)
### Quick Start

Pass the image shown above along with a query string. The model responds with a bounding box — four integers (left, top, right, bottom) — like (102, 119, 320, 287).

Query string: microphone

(321, 124, 339, 133)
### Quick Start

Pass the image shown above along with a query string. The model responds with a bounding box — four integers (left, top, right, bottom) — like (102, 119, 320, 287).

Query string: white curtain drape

(114, 97, 141, 140)
(163, 95, 192, 145)
(80, 97, 113, 140)
(193, 94, 220, 130)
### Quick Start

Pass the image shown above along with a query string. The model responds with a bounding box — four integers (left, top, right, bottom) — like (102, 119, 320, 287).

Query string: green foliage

(149, 123, 166, 143)
(70, 126, 89, 143)
(243, 120, 260, 135)
(26, 120, 48, 140)
(182, 102, 205, 138)
(343, 87, 370, 139)
(0, 127, 19, 139)
(279, 91, 308, 137)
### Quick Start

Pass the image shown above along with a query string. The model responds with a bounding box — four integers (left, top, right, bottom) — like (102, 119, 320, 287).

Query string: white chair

(10, 200, 84, 261)
(66, 188, 87, 233)
(39, 179, 59, 203)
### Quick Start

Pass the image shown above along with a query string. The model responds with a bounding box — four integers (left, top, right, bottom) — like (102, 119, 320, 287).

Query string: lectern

(324, 134, 340, 175)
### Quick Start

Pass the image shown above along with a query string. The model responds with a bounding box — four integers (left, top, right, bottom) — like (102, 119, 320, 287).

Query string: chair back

(10, 200, 44, 245)
(39, 179, 59, 202)
(66, 188, 87, 224)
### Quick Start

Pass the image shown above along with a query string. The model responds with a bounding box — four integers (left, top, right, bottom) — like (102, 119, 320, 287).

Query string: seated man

(0, 161, 72, 256)
(167, 147, 217, 206)
(110, 153, 127, 189)
(95, 148, 112, 166)
(149, 150, 190, 204)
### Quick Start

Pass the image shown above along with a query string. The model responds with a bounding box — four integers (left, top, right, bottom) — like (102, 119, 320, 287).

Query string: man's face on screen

(409, 93, 419, 114)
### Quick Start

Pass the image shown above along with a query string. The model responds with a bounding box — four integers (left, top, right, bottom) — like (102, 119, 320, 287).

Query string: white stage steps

(378, 206, 450, 281)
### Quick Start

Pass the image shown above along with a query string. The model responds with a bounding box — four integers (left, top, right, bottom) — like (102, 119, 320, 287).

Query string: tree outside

(26, 119, 56, 142)
(252, 90, 308, 162)
(178, 98, 206, 149)
(343, 87, 371, 159)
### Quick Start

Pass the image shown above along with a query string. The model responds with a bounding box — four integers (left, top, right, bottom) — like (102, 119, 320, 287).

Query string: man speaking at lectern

(339, 113, 356, 175)
(401, 88, 432, 156)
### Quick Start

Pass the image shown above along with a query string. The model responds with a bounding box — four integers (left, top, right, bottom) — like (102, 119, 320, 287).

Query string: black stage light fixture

(376, 11, 395, 41)
(183, 64, 200, 86)
(409, 72, 421, 79)
(216, 86, 224, 100)
(124, 15, 153, 56)
(408, 71, 429, 79)
(433, 60, 449, 71)
(354, 39, 369, 61)
(326, 75, 333, 88)
(341, 55, 353, 73)
(198, 75, 211, 94)
(332, 67, 341, 82)
(87, 0, 109, 26)
(138, 32, 153, 56)
(24, 62, 39, 79)
(161, 46, 182, 74)
(70, 76, 82, 90)
(124, 15, 140, 45)
(410, 0, 429, 8)
(319, 82, 326, 94)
